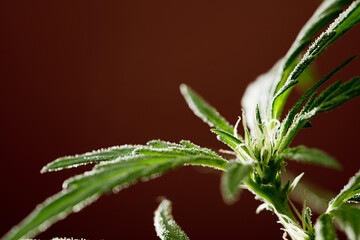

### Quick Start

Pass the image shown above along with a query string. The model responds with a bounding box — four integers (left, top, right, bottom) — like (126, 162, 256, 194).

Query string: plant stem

(245, 178, 309, 240)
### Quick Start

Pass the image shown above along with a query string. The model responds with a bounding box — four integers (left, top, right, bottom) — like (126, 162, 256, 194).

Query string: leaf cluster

(2, 140, 226, 240)
(2, 0, 360, 240)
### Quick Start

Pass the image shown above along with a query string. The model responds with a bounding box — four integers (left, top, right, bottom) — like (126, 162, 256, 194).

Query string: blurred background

(1, 0, 359, 239)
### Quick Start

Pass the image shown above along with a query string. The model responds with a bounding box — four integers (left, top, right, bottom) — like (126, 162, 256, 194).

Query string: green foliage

(154, 199, 189, 240)
(221, 161, 253, 204)
(332, 205, 360, 240)
(279, 55, 356, 139)
(314, 214, 336, 240)
(41, 145, 138, 172)
(180, 84, 234, 134)
(273, 0, 360, 118)
(327, 170, 360, 211)
(2, 142, 226, 240)
(280, 146, 341, 169)
(3, 1, 360, 240)
(346, 193, 360, 203)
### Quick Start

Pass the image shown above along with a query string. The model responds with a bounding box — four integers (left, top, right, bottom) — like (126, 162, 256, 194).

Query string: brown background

(1, 1, 359, 239)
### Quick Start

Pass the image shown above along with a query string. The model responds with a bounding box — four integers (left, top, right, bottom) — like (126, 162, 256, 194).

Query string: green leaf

(278, 75, 360, 152)
(243, 0, 355, 122)
(303, 206, 313, 232)
(134, 145, 223, 162)
(179, 140, 202, 149)
(3, 141, 226, 240)
(279, 56, 356, 138)
(288, 172, 304, 194)
(147, 140, 184, 149)
(211, 129, 242, 147)
(314, 213, 336, 240)
(154, 199, 189, 240)
(310, 80, 342, 109)
(346, 193, 360, 203)
(274, 1, 360, 109)
(328, 170, 360, 211)
(180, 84, 233, 134)
(284, 172, 334, 214)
(280, 145, 341, 170)
(179, 140, 224, 157)
(210, 129, 252, 161)
(41, 145, 138, 173)
(315, 76, 360, 113)
(242, 0, 359, 124)
(332, 205, 360, 240)
(221, 161, 253, 204)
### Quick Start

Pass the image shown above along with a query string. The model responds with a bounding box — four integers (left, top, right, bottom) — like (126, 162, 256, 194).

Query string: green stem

(246, 178, 297, 222)
(245, 178, 309, 240)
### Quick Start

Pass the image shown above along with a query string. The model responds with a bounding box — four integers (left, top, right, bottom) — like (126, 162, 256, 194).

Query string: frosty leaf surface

(328, 170, 360, 211)
(134, 145, 224, 163)
(154, 199, 189, 240)
(313, 76, 360, 113)
(280, 146, 341, 169)
(211, 128, 242, 151)
(314, 213, 336, 240)
(242, 0, 360, 124)
(4, 1, 360, 240)
(2, 141, 226, 240)
(41, 145, 138, 173)
(273, 0, 360, 117)
(147, 140, 184, 149)
(278, 75, 360, 151)
(180, 84, 233, 134)
(279, 56, 356, 139)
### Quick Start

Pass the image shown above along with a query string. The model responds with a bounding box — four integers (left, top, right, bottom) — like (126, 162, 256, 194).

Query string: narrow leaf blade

(3, 146, 227, 240)
(180, 84, 233, 133)
(211, 129, 242, 146)
(41, 145, 138, 173)
(280, 56, 356, 137)
(317, 76, 360, 113)
(272, 0, 360, 118)
(328, 170, 360, 211)
(281, 145, 341, 170)
(154, 199, 189, 240)
(147, 140, 184, 149)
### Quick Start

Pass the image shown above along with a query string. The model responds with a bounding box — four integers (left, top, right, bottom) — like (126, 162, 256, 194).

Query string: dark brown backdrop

(1, 1, 359, 239)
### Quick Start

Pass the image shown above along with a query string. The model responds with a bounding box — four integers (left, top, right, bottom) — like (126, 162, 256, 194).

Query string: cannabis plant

(2, 0, 360, 239)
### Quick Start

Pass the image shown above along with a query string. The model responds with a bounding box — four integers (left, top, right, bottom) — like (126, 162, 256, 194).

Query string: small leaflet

(154, 199, 189, 240)
(41, 145, 138, 173)
(280, 145, 341, 170)
(180, 84, 233, 134)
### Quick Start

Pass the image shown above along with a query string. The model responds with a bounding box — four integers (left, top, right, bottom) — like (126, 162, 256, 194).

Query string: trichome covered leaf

(180, 84, 234, 134)
(41, 145, 138, 173)
(154, 199, 189, 240)
(328, 170, 360, 211)
(314, 213, 336, 240)
(280, 146, 341, 169)
(2, 141, 227, 240)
